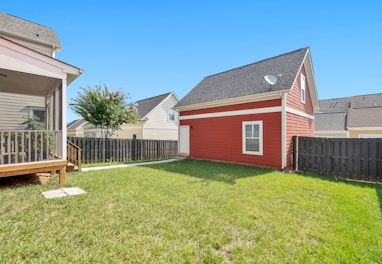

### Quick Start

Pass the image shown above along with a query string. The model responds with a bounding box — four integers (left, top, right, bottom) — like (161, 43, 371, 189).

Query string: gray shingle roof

(314, 112, 347, 131)
(67, 119, 88, 129)
(350, 93, 382, 109)
(136, 92, 172, 118)
(347, 107, 382, 127)
(0, 12, 61, 48)
(316, 97, 351, 113)
(176, 47, 309, 108)
(315, 93, 382, 131)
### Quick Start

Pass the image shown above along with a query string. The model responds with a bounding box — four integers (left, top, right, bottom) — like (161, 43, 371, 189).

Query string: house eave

(0, 36, 82, 82)
(176, 89, 289, 112)
(0, 29, 61, 51)
(288, 48, 319, 111)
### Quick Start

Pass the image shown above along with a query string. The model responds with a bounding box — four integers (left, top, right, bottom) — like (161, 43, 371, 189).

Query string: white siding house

(71, 92, 180, 140)
(0, 92, 45, 129)
(139, 92, 179, 140)
(0, 12, 82, 183)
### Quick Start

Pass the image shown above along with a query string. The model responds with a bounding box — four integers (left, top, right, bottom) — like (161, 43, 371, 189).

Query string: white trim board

(179, 106, 313, 120)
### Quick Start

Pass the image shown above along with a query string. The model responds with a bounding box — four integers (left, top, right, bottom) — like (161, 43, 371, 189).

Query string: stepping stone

(42, 187, 86, 199)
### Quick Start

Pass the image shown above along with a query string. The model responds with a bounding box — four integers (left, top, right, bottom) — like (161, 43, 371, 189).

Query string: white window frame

(29, 106, 45, 120)
(301, 73, 306, 104)
(28, 106, 45, 128)
(168, 107, 175, 122)
(242, 121, 263, 155)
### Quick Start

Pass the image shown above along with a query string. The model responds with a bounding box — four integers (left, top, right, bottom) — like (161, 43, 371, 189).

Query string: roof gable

(67, 119, 88, 129)
(0, 37, 82, 87)
(177, 47, 310, 109)
(136, 92, 177, 119)
(0, 12, 61, 50)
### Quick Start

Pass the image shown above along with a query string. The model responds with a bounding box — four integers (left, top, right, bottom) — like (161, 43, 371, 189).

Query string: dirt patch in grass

(0, 173, 51, 188)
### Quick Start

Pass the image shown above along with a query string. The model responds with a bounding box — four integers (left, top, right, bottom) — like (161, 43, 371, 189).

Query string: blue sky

(2, 1, 382, 122)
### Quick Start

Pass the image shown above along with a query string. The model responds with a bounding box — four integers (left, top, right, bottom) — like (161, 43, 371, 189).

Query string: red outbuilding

(175, 47, 319, 170)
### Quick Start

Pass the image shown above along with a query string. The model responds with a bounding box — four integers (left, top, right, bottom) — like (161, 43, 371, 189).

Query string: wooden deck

(0, 160, 67, 184)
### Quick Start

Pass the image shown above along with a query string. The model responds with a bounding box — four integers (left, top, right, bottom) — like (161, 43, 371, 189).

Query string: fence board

(296, 137, 382, 183)
(67, 137, 178, 164)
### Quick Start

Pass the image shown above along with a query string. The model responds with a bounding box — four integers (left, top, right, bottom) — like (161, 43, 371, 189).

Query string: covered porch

(0, 37, 82, 184)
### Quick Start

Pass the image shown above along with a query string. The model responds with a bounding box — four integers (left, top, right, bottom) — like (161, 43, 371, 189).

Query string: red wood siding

(285, 64, 315, 169)
(285, 112, 314, 169)
(286, 65, 314, 115)
(180, 100, 283, 168)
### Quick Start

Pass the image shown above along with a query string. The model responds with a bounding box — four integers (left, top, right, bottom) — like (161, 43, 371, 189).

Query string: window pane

(168, 108, 175, 121)
(253, 124, 259, 137)
(246, 139, 259, 152)
(33, 109, 45, 122)
(245, 125, 252, 137)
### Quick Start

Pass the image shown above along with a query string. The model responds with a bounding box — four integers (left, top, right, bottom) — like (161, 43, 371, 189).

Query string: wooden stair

(66, 161, 80, 172)
(67, 141, 81, 172)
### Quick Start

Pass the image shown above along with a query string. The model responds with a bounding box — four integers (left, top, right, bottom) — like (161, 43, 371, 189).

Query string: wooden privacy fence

(293, 136, 382, 182)
(67, 137, 178, 163)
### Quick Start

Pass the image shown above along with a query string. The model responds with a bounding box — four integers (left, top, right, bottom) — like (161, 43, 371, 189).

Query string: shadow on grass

(0, 174, 49, 189)
(145, 159, 382, 214)
(143, 159, 274, 185)
(295, 170, 382, 216)
(376, 185, 382, 216)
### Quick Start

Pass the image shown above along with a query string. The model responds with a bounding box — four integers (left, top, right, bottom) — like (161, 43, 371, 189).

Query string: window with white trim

(168, 107, 175, 122)
(301, 73, 306, 104)
(29, 106, 45, 128)
(242, 121, 263, 155)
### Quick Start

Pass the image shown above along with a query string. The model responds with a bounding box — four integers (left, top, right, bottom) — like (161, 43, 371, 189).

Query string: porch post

(60, 79, 67, 184)
(59, 167, 66, 184)
(61, 79, 67, 160)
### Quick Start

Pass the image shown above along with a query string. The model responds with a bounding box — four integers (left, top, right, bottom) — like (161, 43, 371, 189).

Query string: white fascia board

(179, 106, 282, 120)
(0, 37, 82, 79)
(288, 48, 319, 111)
(286, 106, 314, 119)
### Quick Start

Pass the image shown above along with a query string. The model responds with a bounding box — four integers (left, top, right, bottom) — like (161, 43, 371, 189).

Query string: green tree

(70, 83, 139, 138)
(21, 115, 43, 130)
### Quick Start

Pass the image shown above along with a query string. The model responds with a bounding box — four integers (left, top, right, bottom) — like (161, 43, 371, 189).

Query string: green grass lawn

(1, 160, 381, 263)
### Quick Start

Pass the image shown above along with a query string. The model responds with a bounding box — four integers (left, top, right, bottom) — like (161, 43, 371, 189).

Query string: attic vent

(330, 99, 338, 108)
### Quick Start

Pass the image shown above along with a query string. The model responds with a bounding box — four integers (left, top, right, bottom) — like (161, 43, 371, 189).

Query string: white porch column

(61, 78, 67, 160)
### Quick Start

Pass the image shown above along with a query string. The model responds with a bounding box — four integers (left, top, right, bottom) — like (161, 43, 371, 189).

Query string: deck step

(66, 162, 79, 172)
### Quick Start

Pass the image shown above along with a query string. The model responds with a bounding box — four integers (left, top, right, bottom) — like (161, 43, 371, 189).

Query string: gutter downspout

(281, 92, 287, 169)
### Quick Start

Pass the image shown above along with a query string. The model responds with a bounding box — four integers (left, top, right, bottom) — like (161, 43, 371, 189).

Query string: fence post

(131, 136, 136, 161)
(292, 136, 297, 171)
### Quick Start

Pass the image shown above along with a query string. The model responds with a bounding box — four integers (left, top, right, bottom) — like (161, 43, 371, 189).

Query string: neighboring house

(315, 93, 382, 138)
(0, 12, 82, 183)
(120, 92, 179, 140)
(67, 119, 88, 137)
(314, 97, 350, 138)
(68, 92, 179, 140)
(175, 47, 319, 170)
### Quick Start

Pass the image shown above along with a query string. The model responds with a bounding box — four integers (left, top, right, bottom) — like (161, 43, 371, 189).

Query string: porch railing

(67, 140, 82, 171)
(0, 130, 62, 165)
